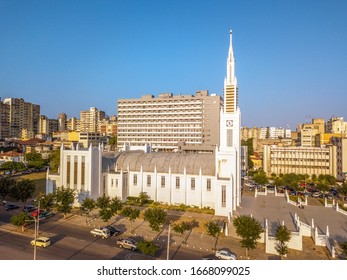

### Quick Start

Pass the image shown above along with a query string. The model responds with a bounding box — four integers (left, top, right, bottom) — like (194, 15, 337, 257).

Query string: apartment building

(80, 107, 106, 133)
(58, 113, 67, 132)
(3, 97, 40, 138)
(0, 100, 10, 139)
(117, 90, 221, 151)
(325, 117, 347, 136)
(39, 115, 59, 137)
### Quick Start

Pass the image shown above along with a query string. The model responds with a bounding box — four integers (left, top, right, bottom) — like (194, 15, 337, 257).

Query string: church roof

(111, 151, 215, 176)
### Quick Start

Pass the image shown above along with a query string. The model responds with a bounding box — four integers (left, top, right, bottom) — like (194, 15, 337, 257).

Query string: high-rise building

(0, 100, 10, 139)
(325, 117, 347, 136)
(58, 113, 67, 132)
(3, 97, 40, 138)
(117, 90, 221, 151)
(80, 107, 106, 133)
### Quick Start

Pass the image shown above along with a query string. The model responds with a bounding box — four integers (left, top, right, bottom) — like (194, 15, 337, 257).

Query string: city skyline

(1, 0, 346, 129)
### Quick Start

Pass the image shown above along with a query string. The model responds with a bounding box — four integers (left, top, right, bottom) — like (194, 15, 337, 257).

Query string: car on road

(30, 237, 51, 248)
(31, 209, 44, 217)
(116, 238, 138, 250)
(39, 211, 55, 219)
(23, 205, 36, 213)
(215, 250, 237, 260)
(91, 227, 111, 239)
(103, 225, 122, 236)
(4, 204, 20, 211)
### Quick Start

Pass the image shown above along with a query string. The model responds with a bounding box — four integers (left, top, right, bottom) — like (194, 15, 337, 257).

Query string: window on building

(176, 177, 180, 189)
(147, 175, 151, 187)
(221, 185, 226, 207)
(161, 176, 165, 188)
(207, 179, 211, 191)
(66, 156, 71, 187)
(81, 156, 85, 190)
(116, 179, 118, 188)
(227, 130, 233, 147)
(111, 179, 114, 187)
(74, 157, 78, 189)
(191, 178, 195, 190)
(133, 174, 137, 186)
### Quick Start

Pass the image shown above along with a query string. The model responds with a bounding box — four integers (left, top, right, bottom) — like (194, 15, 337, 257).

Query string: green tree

(0, 177, 15, 200)
(121, 206, 140, 233)
(253, 170, 269, 185)
(55, 186, 75, 219)
(138, 192, 149, 206)
(233, 215, 263, 258)
(172, 221, 191, 235)
(340, 241, 347, 259)
(36, 192, 55, 211)
(80, 197, 95, 213)
(282, 173, 300, 189)
(9, 179, 36, 204)
(96, 195, 123, 224)
(108, 136, 117, 151)
(48, 150, 60, 174)
(275, 225, 291, 259)
(204, 220, 221, 251)
(273, 176, 283, 188)
(340, 183, 347, 197)
(137, 240, 158, 257)
(143, 208, 167, 232)
(10, 212, 33, 232)
(0, 161, 26, 172)
(25, 151, 46, 169)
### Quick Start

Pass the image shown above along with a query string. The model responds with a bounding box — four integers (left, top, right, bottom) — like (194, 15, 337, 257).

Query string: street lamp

(166, 223, 171, 260)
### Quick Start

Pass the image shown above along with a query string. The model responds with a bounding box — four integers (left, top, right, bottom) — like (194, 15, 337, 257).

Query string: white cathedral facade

(46, 30, 241, 218)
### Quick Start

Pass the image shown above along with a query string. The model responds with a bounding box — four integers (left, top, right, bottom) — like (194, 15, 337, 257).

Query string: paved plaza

(236, 194, 347, 243)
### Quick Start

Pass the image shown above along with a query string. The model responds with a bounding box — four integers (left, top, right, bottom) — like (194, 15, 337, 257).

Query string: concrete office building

(263, 144, 343, 180)
(117, 90, 221, 151)
(47, 30, 242, 217)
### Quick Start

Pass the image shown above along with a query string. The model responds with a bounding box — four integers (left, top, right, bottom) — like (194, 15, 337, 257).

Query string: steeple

(226, 29, 236, 85)
(223, 29, 238, 114)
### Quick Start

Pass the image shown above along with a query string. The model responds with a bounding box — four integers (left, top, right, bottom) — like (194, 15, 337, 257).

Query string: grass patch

(14, 172, 46, 197)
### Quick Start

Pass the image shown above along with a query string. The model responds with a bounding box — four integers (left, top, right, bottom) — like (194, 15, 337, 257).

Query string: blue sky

(1, 0, 346, 129)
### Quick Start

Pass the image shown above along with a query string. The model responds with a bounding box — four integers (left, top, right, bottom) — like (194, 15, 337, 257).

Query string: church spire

(226, 29, 236, 85)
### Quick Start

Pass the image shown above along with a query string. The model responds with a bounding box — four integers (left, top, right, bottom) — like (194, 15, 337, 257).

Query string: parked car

(31, 209, 44, 217)
(103, 225, 122, 236)
(215, 249, 237, 260)
(39, 211, 55, 219)
(23, 205, 36, 213)
(90, 227, 111, 239)
(4, 204, 20, 211)
(312, 192, 321, 198)
(30, 237, 51, 248)
(116, 238, 138, 250)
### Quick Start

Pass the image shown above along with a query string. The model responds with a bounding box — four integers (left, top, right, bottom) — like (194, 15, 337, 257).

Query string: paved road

(237, 194, 347, 242)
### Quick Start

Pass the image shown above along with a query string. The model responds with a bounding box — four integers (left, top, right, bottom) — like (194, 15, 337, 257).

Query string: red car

(31, 209, 43, 217)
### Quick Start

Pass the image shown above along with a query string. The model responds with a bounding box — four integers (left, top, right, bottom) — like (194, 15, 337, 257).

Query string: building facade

(3, 97, 40, 138)
(117, 90, 221, 151)
(263, 144, 343, 180)
(0, 100, 10, 140)
(47, 30, 241, 217)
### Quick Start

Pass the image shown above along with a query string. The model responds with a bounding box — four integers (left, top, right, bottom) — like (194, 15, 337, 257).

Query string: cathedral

(46, 30, 241, 218)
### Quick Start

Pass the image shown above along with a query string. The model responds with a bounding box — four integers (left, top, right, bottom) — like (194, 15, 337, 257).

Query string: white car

(215, 250, 236, 260)
(90, 228, 111, 239)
